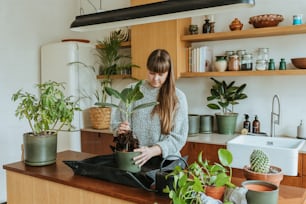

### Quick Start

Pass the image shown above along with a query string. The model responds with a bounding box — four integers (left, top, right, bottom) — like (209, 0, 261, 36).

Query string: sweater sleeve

(156, 89, 189, 158)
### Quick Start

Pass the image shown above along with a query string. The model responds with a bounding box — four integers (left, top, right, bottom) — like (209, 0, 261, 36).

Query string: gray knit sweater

(111, 80, 188, 158)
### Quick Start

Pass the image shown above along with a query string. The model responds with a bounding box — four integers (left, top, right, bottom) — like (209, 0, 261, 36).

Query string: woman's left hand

(133, 145, 162, 167)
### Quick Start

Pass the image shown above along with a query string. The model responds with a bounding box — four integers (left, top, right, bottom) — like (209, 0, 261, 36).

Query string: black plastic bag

(63, 153, 187, 192)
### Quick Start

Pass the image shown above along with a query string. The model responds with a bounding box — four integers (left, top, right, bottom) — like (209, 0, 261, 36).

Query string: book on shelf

(187, 46, 213, 72)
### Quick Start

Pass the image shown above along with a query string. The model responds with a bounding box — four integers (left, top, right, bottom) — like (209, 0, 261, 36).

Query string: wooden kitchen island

(3, 151, 306, 204)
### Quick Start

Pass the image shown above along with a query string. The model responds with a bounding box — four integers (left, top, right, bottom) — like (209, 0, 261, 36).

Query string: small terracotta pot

(243, 165, 284, 186)
(205, 185, 225, 201)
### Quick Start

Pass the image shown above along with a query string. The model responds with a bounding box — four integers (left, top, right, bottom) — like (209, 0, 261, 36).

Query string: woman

(113, 49, 188, 167)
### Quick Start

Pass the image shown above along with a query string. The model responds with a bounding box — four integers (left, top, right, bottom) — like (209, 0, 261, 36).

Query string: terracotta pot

(242, 180, 279, 204)
(243, 165, 284, 186)
(205, 185, 225, 201)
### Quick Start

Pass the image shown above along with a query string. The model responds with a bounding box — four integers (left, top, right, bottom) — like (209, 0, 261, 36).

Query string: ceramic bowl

(249, 14, 284, 28)
(291, 58, 306, 69)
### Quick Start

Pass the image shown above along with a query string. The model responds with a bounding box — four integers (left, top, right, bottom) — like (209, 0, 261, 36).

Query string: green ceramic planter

(242, 180, 279, 204)
(115, 151, 141, 173)
(188, 114, 200, 135)
(215, 113, 238, 135)
(23, 132, 57, 166)
(200, 115, 214, 133)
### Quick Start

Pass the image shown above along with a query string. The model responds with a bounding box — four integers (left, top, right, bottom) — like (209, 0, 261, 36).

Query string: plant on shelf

(206, 77, 247, 134)
(243, 149, 283, 186)
(101, 80, 158, 172)
(73, 33, 138, 130)
(11, 81, 81, 166)
(96, 31, 136, 76)
(164, 148, 235, 204)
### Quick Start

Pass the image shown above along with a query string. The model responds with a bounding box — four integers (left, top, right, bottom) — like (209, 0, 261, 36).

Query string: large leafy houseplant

(207, 77, 247, 114)
(101, 80, 158, 173)
(165, 149, 234, 204)
(206, 77, 247, 134)
(11, 81, 81, 166)
(102, 80, 158, 152)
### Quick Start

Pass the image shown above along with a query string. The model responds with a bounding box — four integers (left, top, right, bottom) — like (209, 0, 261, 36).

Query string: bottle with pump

(252, 115, 260, 134)
(243, 114, 251, 133)
(297, 120, 305, 139)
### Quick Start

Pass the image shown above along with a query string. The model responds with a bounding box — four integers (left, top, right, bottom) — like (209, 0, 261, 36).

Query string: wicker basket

(89, 107, 111, 129)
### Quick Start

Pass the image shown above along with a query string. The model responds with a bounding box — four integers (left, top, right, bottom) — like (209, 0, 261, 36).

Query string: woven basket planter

(89, 107, 111, 129)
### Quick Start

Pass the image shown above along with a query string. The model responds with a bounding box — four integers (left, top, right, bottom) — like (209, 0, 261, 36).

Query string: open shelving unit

(180, 24, 306, 77)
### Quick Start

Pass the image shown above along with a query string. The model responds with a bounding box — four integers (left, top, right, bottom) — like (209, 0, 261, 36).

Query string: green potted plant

(101, 80, 158, 173)
(165, 148, 235, 203)
(243, 149, 283, 187)
(74, 33, 138, 130)
(11, 81, 81, 166)
(206, 77, 247, 134)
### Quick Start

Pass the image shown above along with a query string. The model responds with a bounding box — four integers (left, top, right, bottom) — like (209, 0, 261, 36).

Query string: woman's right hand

(117, 121, 131, 134)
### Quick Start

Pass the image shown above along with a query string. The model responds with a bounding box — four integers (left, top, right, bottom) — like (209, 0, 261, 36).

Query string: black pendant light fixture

(70, 0, 255, 32)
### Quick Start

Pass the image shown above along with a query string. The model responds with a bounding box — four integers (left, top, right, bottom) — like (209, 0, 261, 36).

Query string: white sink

(227, 135, 305, 176)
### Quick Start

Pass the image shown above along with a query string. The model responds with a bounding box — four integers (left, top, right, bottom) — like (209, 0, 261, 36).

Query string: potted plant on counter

(243, 149, 283, 186)
(165, 148, 235, 203)
(11, 81, 81, 166)
(101, 80, 158, 173)
(206, 77, 247, 135)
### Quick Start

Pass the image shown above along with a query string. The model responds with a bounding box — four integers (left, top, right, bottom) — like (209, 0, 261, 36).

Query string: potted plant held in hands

(207, 77, 247, 135)
(12, 81, 81, 166)
(102, 80, 158, 173)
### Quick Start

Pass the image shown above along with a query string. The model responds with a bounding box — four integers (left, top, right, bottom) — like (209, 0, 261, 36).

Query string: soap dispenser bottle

(297, 120, 305, 139)
(243, 114, 251, 133)
(252, 115, 260, 134)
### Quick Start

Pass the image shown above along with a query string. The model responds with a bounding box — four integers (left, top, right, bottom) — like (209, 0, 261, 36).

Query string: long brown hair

(147, 49, 178, 134)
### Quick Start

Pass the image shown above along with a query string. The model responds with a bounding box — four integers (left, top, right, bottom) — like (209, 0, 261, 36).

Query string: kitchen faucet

(270, 95, 280, 137)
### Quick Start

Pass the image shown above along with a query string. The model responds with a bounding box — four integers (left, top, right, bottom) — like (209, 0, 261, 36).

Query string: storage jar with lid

(257, 48, 269, 69)
(241, 53, 253, 71)
(255, 60, 266, 71)
(228, 55, 240, 71)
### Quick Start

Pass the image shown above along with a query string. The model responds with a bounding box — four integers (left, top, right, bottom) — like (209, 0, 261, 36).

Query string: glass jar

(255, 60, 266, 71)
(257, 48, 269, 69)
(228, 55, 240, 71)
(293, 14, 303, 25)
(241, 53, 253, 71)
(225, 50, 235, 70)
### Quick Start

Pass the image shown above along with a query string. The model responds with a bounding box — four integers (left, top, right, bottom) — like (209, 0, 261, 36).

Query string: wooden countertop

(3, 151, 169, 204)
(3, 150, 306, 204)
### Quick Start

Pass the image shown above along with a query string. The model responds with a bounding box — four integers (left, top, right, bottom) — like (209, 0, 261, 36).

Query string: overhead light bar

(70, 0, 255, 32)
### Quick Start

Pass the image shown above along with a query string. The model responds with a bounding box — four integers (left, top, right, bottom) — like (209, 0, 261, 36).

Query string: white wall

(1, 0, 306, 202)
(0, 0, 128, 201)
(178, 0, 306, 136)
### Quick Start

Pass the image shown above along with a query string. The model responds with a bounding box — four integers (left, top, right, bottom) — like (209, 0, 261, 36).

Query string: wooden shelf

(96, 41, 131, 49)
(180, 69, 306, 78)
(96, 74, 132, 79)
(181, 24, 306, 42)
